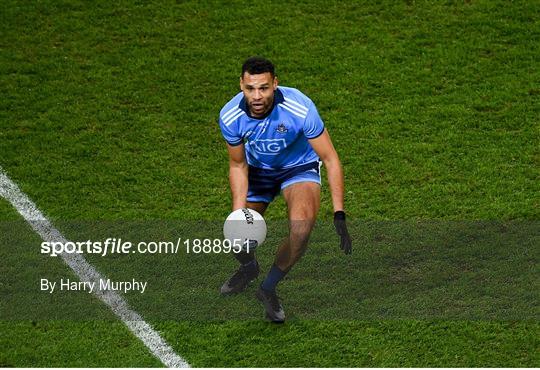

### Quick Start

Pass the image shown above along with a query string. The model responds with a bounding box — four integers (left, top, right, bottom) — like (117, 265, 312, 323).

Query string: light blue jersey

(219, 86, 324, 170)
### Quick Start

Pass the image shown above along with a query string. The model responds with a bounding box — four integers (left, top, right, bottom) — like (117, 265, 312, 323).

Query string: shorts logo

(249, 139, 287, 155)
(276, 123, 288, 134)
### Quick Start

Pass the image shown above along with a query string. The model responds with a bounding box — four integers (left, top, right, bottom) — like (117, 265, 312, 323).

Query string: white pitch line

(0, 167, 189, 368)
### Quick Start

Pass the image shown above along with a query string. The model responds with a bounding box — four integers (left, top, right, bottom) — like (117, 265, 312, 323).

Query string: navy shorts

(247, 161, 321, 203)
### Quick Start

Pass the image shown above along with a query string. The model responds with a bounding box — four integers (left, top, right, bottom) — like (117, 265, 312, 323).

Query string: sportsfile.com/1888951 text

(40, 238, 250, 257)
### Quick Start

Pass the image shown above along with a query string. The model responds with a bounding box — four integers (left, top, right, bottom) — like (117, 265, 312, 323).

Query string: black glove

(334, 211, 352, 255)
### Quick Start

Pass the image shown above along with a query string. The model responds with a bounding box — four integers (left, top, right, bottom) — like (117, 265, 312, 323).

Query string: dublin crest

(276, 122, 288, 133)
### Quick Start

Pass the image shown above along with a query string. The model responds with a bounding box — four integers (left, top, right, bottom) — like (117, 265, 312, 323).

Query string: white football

(223, 208, 266, 251)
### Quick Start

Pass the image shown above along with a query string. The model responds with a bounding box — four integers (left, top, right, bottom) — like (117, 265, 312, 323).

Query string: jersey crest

(276, 122, 288, 134)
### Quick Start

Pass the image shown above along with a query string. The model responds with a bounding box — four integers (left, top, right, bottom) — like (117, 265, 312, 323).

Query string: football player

(218, 56, 352, 322)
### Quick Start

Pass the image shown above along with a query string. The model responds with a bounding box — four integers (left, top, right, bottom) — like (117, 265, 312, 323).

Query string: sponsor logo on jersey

(249, 139, 287, 155)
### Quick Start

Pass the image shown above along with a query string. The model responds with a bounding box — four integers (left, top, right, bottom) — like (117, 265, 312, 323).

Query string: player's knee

(290, 208, 317, 222)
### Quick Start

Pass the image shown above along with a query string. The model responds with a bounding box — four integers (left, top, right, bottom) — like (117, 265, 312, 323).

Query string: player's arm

(227, 143, 248, 211)
(309, 129, 352, 254)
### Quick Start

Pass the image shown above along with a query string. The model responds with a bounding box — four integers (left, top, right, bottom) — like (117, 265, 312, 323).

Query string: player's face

(240, 72, 278, 118)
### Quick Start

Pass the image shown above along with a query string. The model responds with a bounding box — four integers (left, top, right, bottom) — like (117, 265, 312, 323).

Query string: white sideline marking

(0, 167, 189, 368)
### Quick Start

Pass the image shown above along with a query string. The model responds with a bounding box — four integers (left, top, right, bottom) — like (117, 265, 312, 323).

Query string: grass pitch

(1, 0, 539, 367)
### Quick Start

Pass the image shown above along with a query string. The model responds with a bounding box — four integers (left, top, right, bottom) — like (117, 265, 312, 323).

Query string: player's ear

(239, 76, 243, 90)
(273, 76, 278, 90)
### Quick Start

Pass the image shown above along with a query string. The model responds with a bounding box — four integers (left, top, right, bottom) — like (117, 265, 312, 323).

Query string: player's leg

(256, 181, 320, 322)
(246, 201, 269, 216)
(268, 181, 320, 279)
(221, 175, 276, 295)
(275, 182, 320, 271)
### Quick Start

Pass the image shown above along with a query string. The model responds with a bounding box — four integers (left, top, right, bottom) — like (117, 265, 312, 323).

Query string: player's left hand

(333, 211, 352, 255)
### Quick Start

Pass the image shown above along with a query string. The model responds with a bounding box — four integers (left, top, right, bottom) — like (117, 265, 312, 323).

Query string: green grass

(157, 320, 539, 367)
(1, 0, 539, 367)
(0, 321, 163, 367)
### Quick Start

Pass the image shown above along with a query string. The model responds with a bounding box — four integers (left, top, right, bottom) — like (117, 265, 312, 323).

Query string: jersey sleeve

(303, 103, 325, 139)
(218, 117, 243, 146)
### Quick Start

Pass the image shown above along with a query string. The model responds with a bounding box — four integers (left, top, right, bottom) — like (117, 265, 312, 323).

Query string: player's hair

(241, 56, 275, 78)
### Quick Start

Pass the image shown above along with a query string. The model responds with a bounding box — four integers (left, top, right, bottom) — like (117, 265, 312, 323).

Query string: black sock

(233, 250, 255, 265)
(241, 259, 258, 271)
(261, 264, 287, 292)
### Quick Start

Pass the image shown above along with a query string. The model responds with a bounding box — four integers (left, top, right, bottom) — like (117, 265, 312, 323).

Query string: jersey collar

(240, 88, 285, 120)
